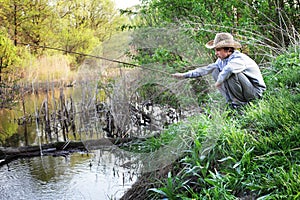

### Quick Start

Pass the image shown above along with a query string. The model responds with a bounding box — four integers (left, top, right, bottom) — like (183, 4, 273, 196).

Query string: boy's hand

(214, 82, 222, 88)
(172, 73, 185, 78)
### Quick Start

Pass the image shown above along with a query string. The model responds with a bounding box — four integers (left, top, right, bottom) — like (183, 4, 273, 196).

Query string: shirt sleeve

(183, 63, 217, 78)
(216, 60, 246, 84)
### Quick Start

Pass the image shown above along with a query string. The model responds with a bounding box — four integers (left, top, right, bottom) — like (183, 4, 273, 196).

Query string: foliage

(135, 82, 180, 108)
(122, 125, 179, 153)
(122, 0, 299, 112)
(123, 26, 214, 108)
(130, 47, 300, 199)
(241, 91, 300, 135)
(0, 29, 18, 80)
(0, 0, 130, 107)
(134, 0, 299, 64)
(265, 47, 300, 89)
(145, 93, 300, 198)
(132, 47, 187, 70)
(0, 0, 127, 67)
(0, 29, 21, 108)
(149, 171, 188, 199)
(57, 27, 99, 68)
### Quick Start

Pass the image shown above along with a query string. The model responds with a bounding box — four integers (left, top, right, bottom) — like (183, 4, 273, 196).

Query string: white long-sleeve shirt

(183, 50, 266, 94)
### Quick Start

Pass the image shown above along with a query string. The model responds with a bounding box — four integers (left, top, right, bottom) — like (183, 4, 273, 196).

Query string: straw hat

(205, 32, 241, 49)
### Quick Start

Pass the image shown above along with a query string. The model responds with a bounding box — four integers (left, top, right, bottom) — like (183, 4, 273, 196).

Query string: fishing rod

(17, 42, 172, 76)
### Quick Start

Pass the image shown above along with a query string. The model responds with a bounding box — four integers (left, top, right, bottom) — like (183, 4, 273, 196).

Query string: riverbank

(118, 48, 300, 199)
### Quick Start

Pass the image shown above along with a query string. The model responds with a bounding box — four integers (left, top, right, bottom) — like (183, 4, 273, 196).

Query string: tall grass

(139, 44, 300, 199)
(21, 54, 76, 83)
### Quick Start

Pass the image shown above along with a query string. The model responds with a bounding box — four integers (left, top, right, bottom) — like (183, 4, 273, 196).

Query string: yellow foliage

(24, 54, 76, 83)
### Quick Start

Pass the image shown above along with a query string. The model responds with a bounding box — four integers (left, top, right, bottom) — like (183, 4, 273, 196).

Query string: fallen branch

(0, 135, 159, 167)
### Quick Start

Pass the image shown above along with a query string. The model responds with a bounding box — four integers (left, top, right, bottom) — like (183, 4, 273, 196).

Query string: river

(0, 148, 138, 200)
(0, 85, 138, 200)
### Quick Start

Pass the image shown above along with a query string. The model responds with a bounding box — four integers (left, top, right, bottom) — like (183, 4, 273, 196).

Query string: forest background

(0, 0, 300, 198)
(0, 0, 299, 108)
(0, 0, 299, 107)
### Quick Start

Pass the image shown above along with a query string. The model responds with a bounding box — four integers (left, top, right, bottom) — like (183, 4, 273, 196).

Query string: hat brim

(205, 40, 241, 49)
(205, 40, 215, 49)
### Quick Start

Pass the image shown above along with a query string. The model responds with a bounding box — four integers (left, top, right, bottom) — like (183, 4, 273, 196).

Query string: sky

(114, 0, 140, 9)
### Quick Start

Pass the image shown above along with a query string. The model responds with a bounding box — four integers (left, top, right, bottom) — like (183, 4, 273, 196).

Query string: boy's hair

(223, 47, 235, 53)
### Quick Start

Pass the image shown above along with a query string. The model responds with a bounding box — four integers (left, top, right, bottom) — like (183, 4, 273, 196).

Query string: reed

(23, 54, 77, 85)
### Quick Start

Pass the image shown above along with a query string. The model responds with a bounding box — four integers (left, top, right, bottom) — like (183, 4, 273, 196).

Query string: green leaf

(148, 188, 167, 196)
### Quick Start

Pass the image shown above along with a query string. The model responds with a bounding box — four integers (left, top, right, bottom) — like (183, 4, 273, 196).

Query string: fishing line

(17, 42, 172, 76)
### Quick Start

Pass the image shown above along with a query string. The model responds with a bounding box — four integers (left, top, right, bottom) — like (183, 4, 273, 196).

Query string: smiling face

(214, 48, 232, 60)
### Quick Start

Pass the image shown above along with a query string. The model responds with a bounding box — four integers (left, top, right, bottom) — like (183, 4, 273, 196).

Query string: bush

(265, 48, 300, 89)
(241, 90, 300, 134)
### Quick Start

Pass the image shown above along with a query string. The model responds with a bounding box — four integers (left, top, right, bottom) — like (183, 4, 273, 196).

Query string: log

(0, 136, 153, 167)
(0, 141, 86, 167)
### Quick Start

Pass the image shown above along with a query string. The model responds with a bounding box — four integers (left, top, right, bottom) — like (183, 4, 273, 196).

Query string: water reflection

(0, 147, 138, 200)
(0, 85, 107, 147)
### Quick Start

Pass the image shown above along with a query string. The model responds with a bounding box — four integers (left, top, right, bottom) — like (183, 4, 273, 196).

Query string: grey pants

(212, 69, 261, 105)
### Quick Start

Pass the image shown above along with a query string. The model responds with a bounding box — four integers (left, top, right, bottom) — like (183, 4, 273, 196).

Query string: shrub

(265, 48, 300, 89)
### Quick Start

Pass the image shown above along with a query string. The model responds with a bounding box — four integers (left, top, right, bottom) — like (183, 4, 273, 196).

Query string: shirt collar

(216, 50, 240, 70)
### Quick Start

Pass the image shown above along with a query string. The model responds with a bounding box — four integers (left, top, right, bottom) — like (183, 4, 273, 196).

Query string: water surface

(0, 148, 138, 200)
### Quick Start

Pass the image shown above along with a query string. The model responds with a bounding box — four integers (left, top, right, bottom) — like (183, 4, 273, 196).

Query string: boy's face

(215, 48, 231, 60)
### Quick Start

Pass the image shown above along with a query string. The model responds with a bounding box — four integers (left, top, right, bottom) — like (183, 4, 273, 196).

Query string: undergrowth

(131, 46, 300, 199)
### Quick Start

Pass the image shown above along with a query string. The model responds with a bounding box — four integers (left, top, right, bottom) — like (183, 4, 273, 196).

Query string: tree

(0, 0, 128, 66)
(54, 0, 126, 41)
(138, 0, 299, 50)
(51, 0, 127, 67)
(0, 29, 17, 83)
(0, 0, 58, 54)
(0, 29, 20, 108)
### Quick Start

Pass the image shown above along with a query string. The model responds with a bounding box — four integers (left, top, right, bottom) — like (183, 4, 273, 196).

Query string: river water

(0, 86, 139, 200)
(0, 148, 138, 200)
(0, 85, 106, 147)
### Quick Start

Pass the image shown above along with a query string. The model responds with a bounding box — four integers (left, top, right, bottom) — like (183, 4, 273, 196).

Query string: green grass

(148, 95, 300, 199)
(130, 47, 300, 199)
